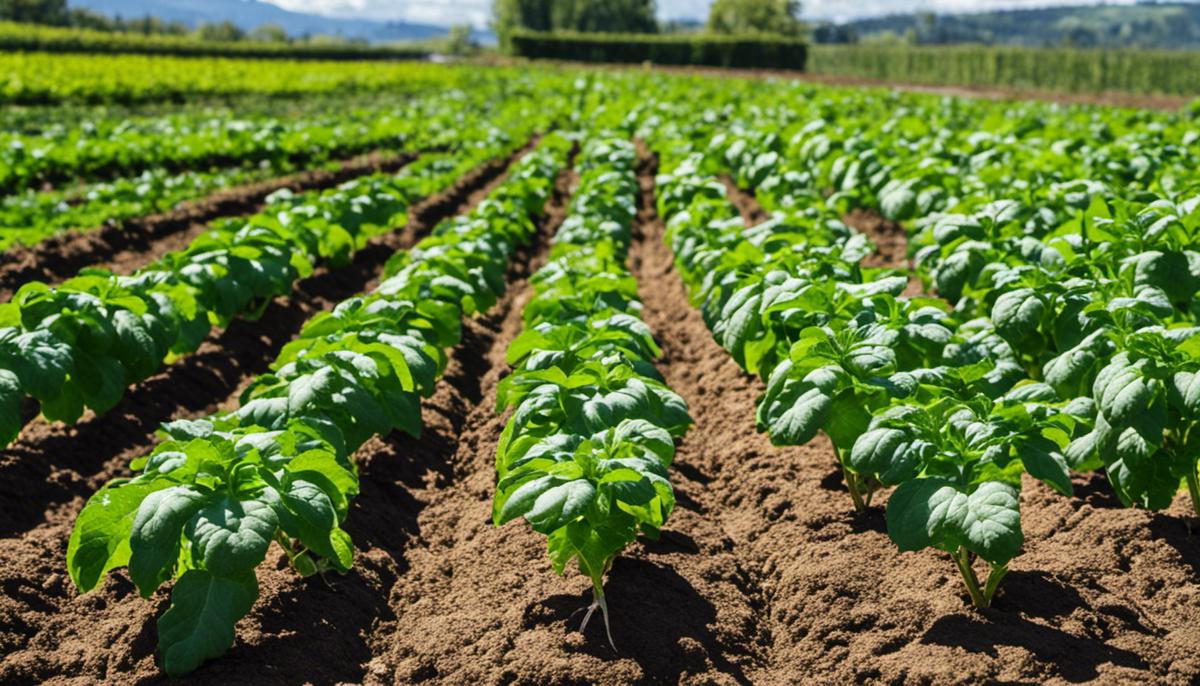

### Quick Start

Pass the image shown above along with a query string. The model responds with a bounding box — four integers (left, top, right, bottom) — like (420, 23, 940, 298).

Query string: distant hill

(67, 0, 458, 43)
(821, 2, 1200, 50)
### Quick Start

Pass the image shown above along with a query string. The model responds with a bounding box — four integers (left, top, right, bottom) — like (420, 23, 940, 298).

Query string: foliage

(706, 0, 803, 38)
(0, 0, 65, 24)
(510, 29, 807, 69)
(643, 71, 1200, 607)
(0, 48, 451, 106)
(829, 2, 1200, 51)
(0, 88, 558, 447)
(493, 0, 657, 46)
(807, 44, 1200, 96)
(0, 20, 428, 63)
(0, 87, 473, 194)
(494, 137, 689, 645)
(65, 135, 571, 677)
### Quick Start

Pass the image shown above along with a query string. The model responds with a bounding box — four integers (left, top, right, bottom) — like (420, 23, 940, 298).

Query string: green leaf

(495, 474, 556, 525)
(0, 369, 22, 446)
(757, 360, 834, 446)
(1014, 436, 1073, 496)
(886, 477, 966, 554)
(1094, 358, 1157, 427)
(849, 427, 930, 485)
(276, 480, 353, 572)
(1131, 250, 1195, 304)
(129, 486, 210, 597)
(186, 497, 279, 578)
(158, 569, 258, 677)
(67, 479, 171, 592)
(960, 482, 1023, 565)
(992, 288, 1045, 346)
(527, 479, 597, 534)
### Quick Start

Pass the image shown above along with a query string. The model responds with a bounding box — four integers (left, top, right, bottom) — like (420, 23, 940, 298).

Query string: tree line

(494, 0, 803, 46)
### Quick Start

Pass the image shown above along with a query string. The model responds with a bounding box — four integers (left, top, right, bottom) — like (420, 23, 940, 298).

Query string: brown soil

(0, 142, 547, 685)
(0, 150, 422, 302)
(648, 148, 1200, 684)
(0, 144, 525, 535)
(840, 207, 925, 297)
(721, 175, 769, 226)
(2, 143, 1199, 686)
(4, 145, 527, 460)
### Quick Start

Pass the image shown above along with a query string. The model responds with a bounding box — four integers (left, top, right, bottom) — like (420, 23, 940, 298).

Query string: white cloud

(267, 0, 491, 25)
(262, 0, 1143, 28)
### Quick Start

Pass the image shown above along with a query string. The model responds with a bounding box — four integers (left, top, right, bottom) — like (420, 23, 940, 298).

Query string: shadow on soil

(922, 570, 1149, 683)
(531, 557, 753, 685)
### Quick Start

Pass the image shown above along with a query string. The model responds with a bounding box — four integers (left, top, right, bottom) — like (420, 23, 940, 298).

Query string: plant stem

(842, 465, 867, 513)
(1186, 464, 1200, 520)
(951, 547, 989, 609)
(981, 563, 1009, 606)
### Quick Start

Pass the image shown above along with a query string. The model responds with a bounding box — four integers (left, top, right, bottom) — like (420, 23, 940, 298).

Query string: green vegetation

(0, 87, 550, 447)
(0, 20, 427, 60)
(706, 0, 803, 37)
(494, 0, 658, 47)
(65, 133, 570, 677)
(510, 30, 807, 69)
(1, 61, 1190, 680)
(494, 137, 690, 645)
(0, 92, 448, 196)
(0, 51, 457, 106)
(807, 44, 1200, 96)
(641, 68, 1199, 606)
(820, 2, 1200, 51)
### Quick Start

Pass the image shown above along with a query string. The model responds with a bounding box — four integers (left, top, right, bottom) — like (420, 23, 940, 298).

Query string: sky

(263, 0, 1146, 29)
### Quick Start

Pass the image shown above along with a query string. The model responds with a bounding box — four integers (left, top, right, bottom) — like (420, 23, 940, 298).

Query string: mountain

(67, 0, 450, 42)
(817, 2, 1200, 50)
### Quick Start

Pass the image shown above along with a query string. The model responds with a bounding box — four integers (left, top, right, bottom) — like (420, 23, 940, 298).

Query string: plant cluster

(645, 79, 1200, 606)
(0, 138, 520, 448)
(0, 88, 486, 197)
(494, 137, 690, 644)
(65, 134, 571, 676)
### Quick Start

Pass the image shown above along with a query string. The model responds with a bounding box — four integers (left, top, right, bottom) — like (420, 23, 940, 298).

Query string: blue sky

(263, 0, 1144, 28)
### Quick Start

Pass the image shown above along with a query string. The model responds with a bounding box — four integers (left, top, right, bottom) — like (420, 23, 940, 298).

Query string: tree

(494, 0, 657, 47)
(494, 0, 552, 47)
(196, 20, 245, 42)
(706, 0, 802, 37)
(551, 0, 657, 33)
(443, 24, 478, 55)
(250, 23, 290, 43)
(0, 0, 67, 25)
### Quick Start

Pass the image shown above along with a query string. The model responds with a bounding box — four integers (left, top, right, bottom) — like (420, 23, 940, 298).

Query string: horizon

(248, 0, 1162, 31)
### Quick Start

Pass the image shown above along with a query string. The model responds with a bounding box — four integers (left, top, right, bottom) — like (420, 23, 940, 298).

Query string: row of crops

(636, 74, 1200, 608)
(2, 64, 1199, 678)
(0, 86, 535, 251)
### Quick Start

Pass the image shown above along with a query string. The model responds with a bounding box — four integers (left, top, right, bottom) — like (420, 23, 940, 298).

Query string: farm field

(0, 59, 1199, 685)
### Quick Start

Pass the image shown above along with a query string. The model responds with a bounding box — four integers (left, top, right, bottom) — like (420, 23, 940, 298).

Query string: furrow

(0, 143, 529, 538)
(0, 150, 538, 683)
(0, 149, 426, 300)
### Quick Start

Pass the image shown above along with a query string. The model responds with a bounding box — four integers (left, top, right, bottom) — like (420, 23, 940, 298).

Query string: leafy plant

(66, 136, 570, 676)
(494, 137, 691, 646)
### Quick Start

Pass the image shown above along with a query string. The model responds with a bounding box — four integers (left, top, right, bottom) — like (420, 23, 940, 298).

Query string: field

(1, 56, 1199, 685)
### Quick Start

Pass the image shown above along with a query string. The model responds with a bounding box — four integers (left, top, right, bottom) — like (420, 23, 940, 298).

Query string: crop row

(0, 52, 457, 106)
(643, 85, 1200, 606)
(0, 88, 477, 199)
(710, 97, 1200, 511)
(0, 132, 518, 448)
(493, 136, 690, 644)
(64, 133, 572, 676)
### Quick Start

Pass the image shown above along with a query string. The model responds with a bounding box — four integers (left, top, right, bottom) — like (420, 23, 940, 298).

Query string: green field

(0, 53, 1198, 685)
